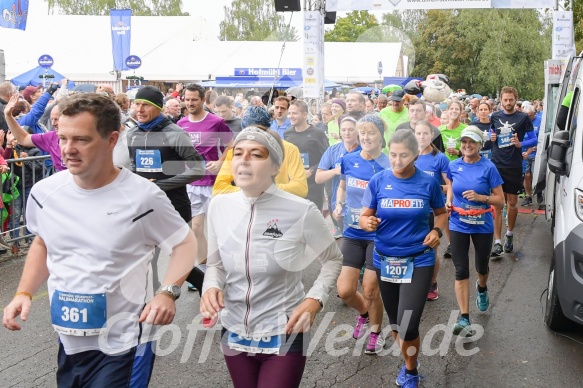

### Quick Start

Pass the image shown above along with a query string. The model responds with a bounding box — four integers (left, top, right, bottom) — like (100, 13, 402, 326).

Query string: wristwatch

(432, 227, 443, 238)
(156, 284, 181, 300)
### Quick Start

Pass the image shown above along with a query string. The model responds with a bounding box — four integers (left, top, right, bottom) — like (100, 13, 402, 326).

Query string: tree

(324, 11, 378, 42)
(46, 0, 188, 15)
(219, 0, 298, 41)
(379, 10, 427, 72)
(410, 9, 551, 100)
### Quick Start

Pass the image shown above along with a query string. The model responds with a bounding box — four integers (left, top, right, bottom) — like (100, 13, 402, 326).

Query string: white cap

(460, 126, 484, 143)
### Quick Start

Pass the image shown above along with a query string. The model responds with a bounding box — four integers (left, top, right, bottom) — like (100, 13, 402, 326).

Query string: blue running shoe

(401, 374, 422, 388)
(452, 317, 473, 336)
(476, 280, 489, 312)
(396, 361, 420, 386)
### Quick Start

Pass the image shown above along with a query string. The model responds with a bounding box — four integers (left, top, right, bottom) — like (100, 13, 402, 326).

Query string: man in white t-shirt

(2, 93, 197, 387)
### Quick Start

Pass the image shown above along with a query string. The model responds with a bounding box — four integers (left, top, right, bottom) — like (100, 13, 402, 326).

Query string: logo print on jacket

(263, 219, 283, 238)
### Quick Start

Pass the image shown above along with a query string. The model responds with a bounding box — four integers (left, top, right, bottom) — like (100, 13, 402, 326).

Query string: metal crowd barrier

(0, 155, 52, 248)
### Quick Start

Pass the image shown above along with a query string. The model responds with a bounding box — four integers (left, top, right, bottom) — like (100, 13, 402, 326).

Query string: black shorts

(497, 167, 522, 195)
(56, 342, 155, 388)
(341, 238, 375, 270)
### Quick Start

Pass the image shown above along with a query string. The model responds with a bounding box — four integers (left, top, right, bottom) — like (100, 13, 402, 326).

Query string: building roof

(2, 15, 403, 83)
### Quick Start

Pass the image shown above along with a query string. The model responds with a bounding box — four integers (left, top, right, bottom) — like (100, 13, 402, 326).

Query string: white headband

(234, 126, 284, 165)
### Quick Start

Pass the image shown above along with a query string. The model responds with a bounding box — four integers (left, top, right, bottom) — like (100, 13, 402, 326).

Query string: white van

(535, 54, 583, 330)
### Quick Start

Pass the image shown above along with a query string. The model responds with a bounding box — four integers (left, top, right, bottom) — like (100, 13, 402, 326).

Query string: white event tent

(1, 14, 405, 85)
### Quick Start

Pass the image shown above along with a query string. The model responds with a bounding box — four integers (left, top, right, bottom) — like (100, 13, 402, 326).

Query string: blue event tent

(10, 66, 74, 87)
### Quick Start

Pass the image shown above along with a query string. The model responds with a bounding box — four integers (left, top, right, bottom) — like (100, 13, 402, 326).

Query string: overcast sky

(32, 0, 310, 41)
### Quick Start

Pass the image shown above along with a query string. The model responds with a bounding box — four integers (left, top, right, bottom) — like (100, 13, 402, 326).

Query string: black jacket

(127, 117, 206, 214)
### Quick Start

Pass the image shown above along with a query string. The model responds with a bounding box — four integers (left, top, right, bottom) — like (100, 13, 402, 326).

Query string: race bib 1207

(376, 251, 414, 284)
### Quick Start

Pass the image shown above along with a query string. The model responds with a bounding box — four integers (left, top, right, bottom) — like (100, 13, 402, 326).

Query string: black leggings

(449, 230, 493, 280)
(376, 265, 434, 341)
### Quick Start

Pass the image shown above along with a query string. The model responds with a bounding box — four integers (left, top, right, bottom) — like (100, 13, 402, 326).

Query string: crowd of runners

(0, 80, 541, 388)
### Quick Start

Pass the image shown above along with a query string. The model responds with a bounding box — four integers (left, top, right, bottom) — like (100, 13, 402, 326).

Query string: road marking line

(33, 291, 48, 301)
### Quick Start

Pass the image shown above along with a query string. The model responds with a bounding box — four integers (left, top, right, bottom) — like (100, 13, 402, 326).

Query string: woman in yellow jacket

(213, 106, 308, 198)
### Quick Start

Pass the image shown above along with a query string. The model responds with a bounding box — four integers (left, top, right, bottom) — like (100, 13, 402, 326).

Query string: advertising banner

(303, 11, 324, 99)
(110, 9, 132, 71)
(552, 11, 577, 61)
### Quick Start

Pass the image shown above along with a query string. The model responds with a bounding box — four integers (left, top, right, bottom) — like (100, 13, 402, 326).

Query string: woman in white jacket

(200, 126, 342, 388)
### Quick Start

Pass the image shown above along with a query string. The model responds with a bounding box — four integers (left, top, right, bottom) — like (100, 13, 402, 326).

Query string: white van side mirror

(547, 130, 571, 176)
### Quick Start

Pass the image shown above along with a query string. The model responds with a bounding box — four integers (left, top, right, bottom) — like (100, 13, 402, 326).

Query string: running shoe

(400, 373, 422, 388)
(490, 243, 503, 260)
(503, 234, 514, 253)
(443, 244, 452, 259)
(452, 317, 473, 336)
(364, 332, 385, 355)
(396, 361, 420, 386)
(427, 282, 439, 301)
(521, 196, 532, 206)
(476, 280, 489, 312)
(536, 192, 544, 204)
(187, 282, 198, 292)
(353, 314, 369, 339)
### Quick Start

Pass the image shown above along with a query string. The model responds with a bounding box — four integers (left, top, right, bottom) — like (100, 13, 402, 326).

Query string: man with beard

(486, 86, 536, 258)
(346, 92, 366, 120)
(177, 84, 233, 291)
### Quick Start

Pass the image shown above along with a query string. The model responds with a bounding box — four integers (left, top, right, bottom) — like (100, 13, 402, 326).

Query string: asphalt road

(1, 212, 582, 387)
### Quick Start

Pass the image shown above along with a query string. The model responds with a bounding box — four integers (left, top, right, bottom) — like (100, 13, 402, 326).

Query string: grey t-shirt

(224, 117, 242, 134)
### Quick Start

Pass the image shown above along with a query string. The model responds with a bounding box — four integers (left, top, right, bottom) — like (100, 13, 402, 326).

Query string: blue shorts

(522, 156, 535, 175)
(56, 341, 156, 388)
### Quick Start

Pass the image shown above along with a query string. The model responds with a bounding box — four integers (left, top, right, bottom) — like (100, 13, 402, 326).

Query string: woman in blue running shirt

(334, 114, 390, 355)
(414, 121, 451, 302)
(446, 126, 504, 337)
(316, 115, 361, 236)
(360, 129, 447, 388)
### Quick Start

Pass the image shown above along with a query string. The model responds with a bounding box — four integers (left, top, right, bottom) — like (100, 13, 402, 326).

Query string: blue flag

(110, 9, 131, 71)
(0, 0, 29, 31)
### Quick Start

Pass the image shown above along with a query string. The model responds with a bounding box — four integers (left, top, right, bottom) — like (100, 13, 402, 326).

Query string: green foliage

(219, 0, 298, 41)
(409, 9, 551, 100)
(46, 0, 188, 15)
(324, 11, 379, 42)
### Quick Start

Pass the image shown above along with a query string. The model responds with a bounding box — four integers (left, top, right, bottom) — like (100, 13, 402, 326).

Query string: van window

(567, 88, 579, 136)
(544, 84, 560, 134)
(565, 87, 580, 174)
